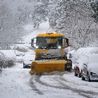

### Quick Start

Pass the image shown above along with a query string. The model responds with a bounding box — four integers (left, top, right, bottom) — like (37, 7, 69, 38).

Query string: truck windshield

(36, 37, 63, 49)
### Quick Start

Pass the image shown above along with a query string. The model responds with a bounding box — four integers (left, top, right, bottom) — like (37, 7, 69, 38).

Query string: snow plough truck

(30, 32, 72, 75)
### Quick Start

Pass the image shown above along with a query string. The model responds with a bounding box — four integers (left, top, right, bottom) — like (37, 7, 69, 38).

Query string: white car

(23, 52, 35, 68)
(73, 47, 98, 78)
(81, 54, 98, 81)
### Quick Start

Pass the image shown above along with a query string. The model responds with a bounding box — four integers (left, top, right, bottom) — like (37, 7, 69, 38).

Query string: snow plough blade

(30, 59, 72, 75)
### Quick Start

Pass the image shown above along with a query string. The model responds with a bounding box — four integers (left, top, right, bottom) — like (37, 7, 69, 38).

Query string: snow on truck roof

(37, 32, 64, 37)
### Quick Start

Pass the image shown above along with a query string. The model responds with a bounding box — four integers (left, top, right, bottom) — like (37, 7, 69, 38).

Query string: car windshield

(36, 37, 63, 49)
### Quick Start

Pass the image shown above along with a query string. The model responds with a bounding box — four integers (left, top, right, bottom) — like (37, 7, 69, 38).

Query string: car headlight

(58, 46, 61, 49)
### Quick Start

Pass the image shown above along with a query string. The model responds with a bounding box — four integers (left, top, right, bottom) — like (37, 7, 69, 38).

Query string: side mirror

(31, 38, 34, 47)
(31, 38, 36, 48)
(63, 38, 69, 48)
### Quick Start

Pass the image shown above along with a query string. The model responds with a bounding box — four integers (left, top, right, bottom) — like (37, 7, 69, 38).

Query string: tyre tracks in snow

(57, 76, 98, 98)
(29, 75, 43, 95)
(29, 73, 98, 98)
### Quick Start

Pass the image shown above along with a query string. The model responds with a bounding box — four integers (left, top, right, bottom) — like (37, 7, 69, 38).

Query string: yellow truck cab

(30, 32, 72, 74)
(31, 32, 69, 60)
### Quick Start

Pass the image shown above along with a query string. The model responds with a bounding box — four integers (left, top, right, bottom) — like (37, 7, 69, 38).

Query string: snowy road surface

(0, 67, 98, 98)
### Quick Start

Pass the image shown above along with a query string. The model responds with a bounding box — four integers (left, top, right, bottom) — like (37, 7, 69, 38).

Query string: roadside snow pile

(0, 50, 16, 68)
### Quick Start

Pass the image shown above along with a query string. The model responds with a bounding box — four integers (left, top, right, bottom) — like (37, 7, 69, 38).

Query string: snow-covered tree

(0, 0, 44, 49)
(0, 0, 98, 49)
(48, 0, 98, 48)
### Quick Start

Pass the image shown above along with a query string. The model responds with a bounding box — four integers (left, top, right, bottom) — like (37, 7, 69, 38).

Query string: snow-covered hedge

(0, 50, 16, 69)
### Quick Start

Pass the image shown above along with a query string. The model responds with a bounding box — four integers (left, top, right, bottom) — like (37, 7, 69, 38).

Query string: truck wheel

(74, 67, 80, 77)
(79, 73, 82, 78)
(82, 76, 85, 80)
(74, 72, 78, 76)
(65, 64, 72, 72)
(87, 72, 91, 82)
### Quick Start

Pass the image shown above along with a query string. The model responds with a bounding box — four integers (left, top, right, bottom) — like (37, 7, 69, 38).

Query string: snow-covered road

(0, 67, 98, 98)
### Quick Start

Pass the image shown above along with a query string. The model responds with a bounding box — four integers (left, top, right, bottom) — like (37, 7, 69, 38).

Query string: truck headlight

(35, 45, 39, 48)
